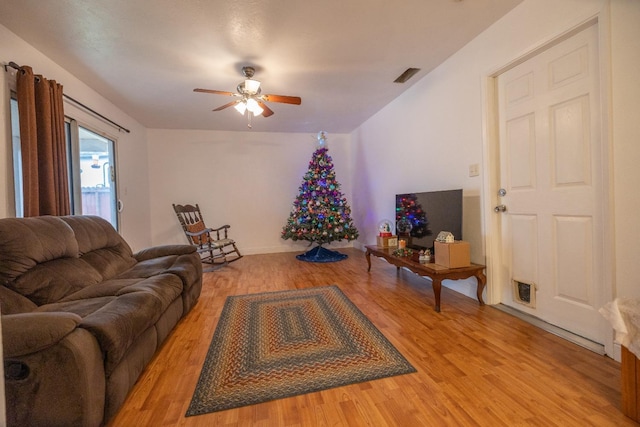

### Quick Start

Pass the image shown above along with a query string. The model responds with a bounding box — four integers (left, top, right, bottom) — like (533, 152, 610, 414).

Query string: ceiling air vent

(394, 68, 421, 83)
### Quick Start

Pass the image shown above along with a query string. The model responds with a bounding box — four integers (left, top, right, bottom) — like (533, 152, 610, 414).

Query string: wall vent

(394, 68, 421, 83)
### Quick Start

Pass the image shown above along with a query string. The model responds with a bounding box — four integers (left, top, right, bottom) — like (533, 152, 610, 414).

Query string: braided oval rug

(186, 285, 416, 416)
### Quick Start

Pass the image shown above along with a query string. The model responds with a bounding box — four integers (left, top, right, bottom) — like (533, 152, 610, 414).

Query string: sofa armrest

(2, 312, 82, 357)
(134, 244, 196, 262)
(3, 313, 106, 427)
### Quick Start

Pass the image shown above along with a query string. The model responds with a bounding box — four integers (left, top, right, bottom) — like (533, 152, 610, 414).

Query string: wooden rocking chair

(173, 203, 242, 269)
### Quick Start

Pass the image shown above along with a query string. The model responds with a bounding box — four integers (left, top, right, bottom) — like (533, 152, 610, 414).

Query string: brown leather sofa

(0, 215, 203, 426)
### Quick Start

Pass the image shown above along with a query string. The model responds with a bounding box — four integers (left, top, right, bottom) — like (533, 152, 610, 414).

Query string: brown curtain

(16, 65, 70, 216)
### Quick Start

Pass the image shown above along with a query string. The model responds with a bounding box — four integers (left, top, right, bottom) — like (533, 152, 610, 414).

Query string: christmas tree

(282, 132, 359, 262)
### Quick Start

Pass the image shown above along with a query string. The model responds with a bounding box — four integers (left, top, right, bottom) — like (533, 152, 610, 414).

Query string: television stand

(365, 245, 486, 312)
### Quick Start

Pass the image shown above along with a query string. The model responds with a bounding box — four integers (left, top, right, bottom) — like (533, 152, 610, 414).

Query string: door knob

(494, 204, 507, 213)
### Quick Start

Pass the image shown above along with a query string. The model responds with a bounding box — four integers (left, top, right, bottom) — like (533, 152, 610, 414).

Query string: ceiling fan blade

(261, 94, 302, 105)
(257, 101, 274, 117)
(213, 100, 240, 111)
(194, 88, 238, 96)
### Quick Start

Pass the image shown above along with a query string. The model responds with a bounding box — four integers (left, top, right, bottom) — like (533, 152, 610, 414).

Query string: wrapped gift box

(434, 241, 470, 268)
(376, 235, 398, 248)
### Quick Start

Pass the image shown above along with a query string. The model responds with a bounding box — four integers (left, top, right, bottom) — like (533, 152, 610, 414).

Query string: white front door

(495, 23, 607, 344)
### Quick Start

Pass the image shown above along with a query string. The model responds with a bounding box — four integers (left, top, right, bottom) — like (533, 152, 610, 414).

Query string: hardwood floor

(108, 248, 635, 426)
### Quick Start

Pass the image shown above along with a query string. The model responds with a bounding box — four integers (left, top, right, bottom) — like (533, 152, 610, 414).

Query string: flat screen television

(395, 189, 463, 251)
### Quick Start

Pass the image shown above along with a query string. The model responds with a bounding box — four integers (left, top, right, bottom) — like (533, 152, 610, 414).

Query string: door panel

(506, 114, 536, 190)
(551, 96, 591, 186)
(509, 214, 538, 286)
(549, 45, 590, 88)
(554, 215, 593, 304)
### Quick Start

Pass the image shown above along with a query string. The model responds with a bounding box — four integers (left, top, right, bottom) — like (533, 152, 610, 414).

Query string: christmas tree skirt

(296, 246, 348, 263)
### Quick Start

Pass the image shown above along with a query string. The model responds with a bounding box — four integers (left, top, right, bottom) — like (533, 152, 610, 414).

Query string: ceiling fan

(194, 66, 301, 127)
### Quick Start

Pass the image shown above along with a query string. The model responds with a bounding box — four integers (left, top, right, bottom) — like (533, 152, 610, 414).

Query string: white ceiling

(0, 0, 523, 133)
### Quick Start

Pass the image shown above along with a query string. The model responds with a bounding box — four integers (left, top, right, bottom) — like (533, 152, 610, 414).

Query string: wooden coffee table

(365, 245, 486, 312)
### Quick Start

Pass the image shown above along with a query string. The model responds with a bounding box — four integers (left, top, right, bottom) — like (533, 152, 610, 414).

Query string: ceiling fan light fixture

(234, 101, 247, 115)
(244, 79, 261, 94)
(246, 98, 263, 116)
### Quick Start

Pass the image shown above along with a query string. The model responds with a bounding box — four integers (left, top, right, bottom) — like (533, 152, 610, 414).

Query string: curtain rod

(4, 61, 131, 134)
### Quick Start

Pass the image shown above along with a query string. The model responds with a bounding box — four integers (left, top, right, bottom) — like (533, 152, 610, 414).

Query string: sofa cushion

(80, 248, 138, 281)
(37, 296, 117, 319)
(58, 279, 141, 302)
(134, 244, 196, 261)
(61, 216, 137, 280)
(9, 257, 103, 306)
(37, 274, 184, 375)
(118, 254, 201, 290)
(60, 216, 130, 256)
(0, 216, 78, 285)
(82, 274, 183, 374)
(0, 286, 37, 314)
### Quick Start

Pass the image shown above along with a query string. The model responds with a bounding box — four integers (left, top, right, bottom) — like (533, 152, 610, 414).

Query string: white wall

(147, 129, 354, 255)
(351, 0, 640, 300)
(610, 0, 640, 300)
(0, 23, 153, 251)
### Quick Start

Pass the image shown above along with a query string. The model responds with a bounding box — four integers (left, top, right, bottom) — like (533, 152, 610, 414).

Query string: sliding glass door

(68, 122, 119, 230)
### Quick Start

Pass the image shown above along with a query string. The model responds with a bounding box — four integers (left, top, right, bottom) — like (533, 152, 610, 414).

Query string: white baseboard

(612, 342, 622, 362)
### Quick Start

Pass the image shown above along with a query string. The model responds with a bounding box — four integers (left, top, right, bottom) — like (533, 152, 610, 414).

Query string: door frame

(480, 13, 617, 357)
